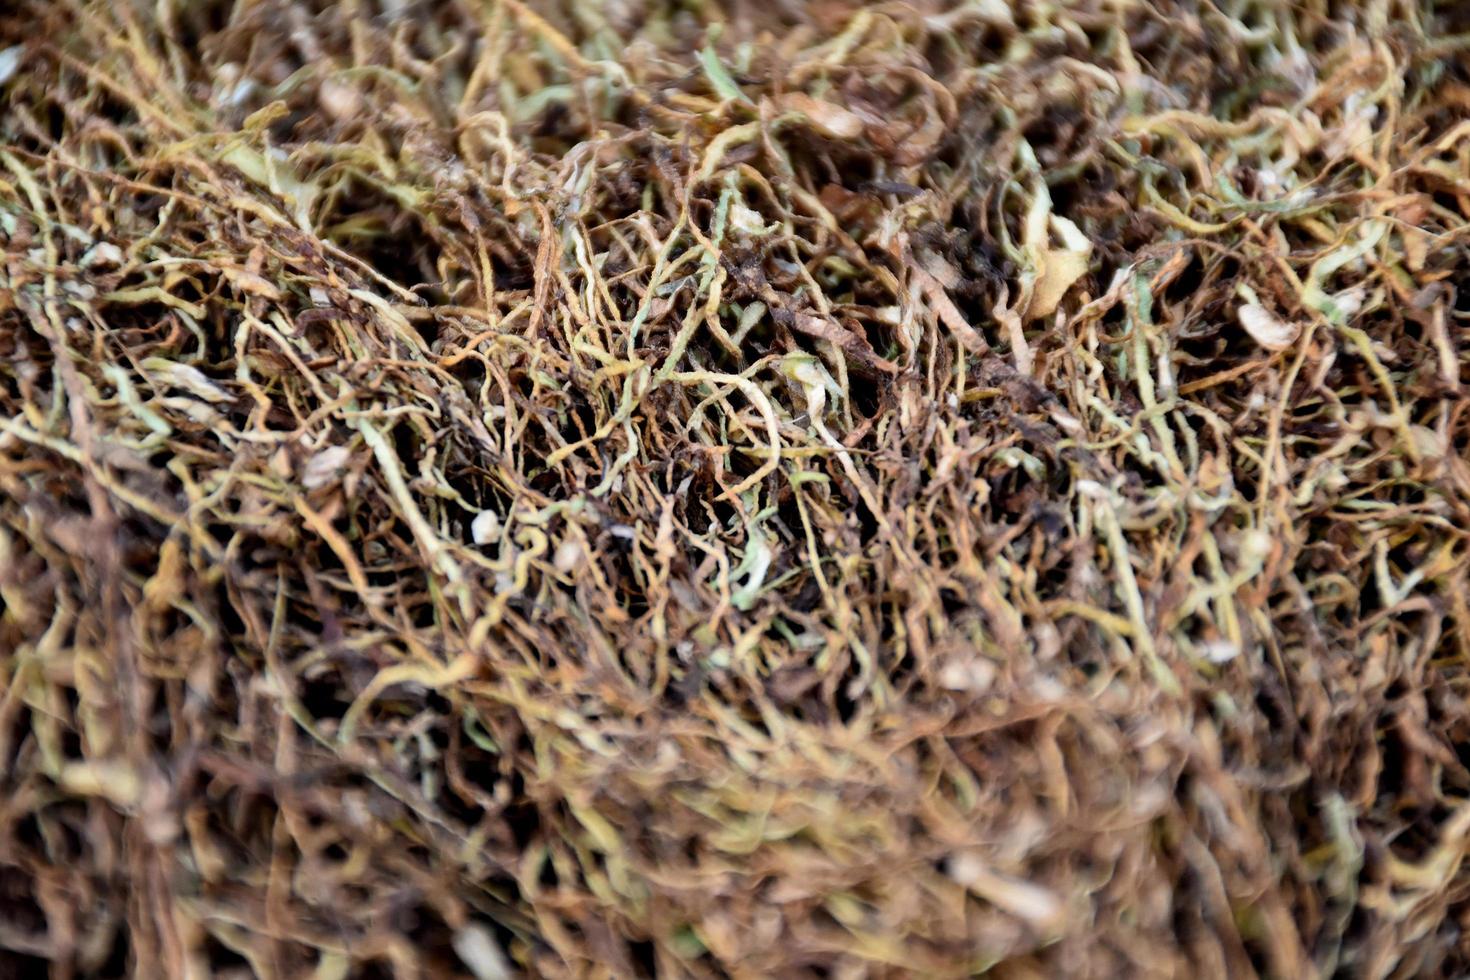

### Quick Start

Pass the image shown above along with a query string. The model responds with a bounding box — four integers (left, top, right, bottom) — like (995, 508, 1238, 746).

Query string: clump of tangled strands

(2, 0, 1470, 976)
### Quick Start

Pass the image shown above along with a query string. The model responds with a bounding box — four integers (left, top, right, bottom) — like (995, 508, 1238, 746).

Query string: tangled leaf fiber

(2, 0, 1469, 976)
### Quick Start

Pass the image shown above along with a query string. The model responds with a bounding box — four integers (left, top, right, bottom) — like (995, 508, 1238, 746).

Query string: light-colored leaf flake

(1237, 303, 1299, 350)
(302, 445, 352, 490)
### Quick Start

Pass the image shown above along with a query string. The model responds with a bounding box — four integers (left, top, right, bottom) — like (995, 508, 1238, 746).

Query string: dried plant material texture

(1028, 235, 1093, 320)
(454, 924, 513, 980)
(1, 1, 1468, 978)
(1238, 303, 1301, 350)
(471, 509, 501, 546)
(301, 445, 352, 490)
(0, 45, 19, 86)
(772, 92, 866, 140)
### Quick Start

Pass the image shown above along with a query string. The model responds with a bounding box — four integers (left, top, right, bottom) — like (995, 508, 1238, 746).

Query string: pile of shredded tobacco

(2, 1, 1469, 976)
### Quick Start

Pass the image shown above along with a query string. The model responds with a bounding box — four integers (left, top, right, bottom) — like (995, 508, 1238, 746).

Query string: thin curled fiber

(1, 1, 1469, 977)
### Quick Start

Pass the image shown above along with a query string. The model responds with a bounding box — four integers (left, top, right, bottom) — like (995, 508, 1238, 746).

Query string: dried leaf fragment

(947, 852, 1065, 931)
(0, 46, 20, 87)
(222, 265, 283, 300)
(143, 359, 232, 403)
(772, 92, 866, 140)
(471, 509, 501, 546)
(58, 761, 141, 808)
(1028, 248, 1091, 320)
(302, 445, 352, 490)
(453, 924, 513, 980)
(1237, 303, 1299, 350)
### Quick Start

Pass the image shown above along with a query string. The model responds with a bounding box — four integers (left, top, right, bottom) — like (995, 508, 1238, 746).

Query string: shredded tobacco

(2, 1, 1469, 976)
